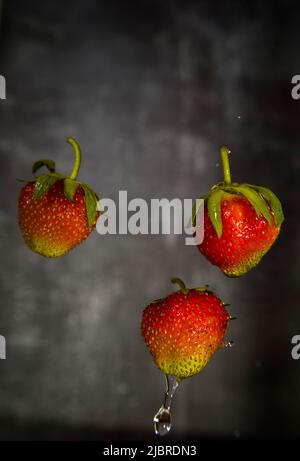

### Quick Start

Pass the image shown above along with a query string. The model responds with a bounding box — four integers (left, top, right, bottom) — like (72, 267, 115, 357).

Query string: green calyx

(171, 277, 189, 295)
(171, 277, 211, 295)
(193, 146, 284, 238)
(29, 137, 99, 228)
(149, 278, 212, 304)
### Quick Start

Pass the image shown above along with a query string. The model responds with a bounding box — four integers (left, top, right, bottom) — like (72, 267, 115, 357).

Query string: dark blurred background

(0, 0, 299, 441)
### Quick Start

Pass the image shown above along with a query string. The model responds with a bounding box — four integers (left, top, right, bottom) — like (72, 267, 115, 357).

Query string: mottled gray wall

(0, 0, 299, 440)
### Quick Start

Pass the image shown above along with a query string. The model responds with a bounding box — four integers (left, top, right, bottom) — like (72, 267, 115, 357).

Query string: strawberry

(141, 278, 231, 379)
(194, 146, 284, 277)
(18, 137, 100, 258)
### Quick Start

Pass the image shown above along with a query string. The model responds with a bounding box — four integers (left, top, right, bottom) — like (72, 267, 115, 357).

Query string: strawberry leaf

(32, 159, 56, 174)
(246, 184, 284, 227)
(34, 174, 60, 199)
(63, 178, 79, 202)
(234, 184, 271, 226)
(207, 189, 224, 238)
(81, 183, 99, 228)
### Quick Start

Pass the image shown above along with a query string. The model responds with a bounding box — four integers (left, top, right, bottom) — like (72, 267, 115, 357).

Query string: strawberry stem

(220, 146, 231, 185)
(171, 277, 189, 295)
(67, 137, 82, 180)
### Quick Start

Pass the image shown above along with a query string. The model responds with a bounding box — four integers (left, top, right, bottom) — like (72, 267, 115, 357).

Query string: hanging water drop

(153, 374, 180, 436)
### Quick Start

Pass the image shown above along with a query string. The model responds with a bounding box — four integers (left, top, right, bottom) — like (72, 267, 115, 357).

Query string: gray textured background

(0, 0, 299, 440)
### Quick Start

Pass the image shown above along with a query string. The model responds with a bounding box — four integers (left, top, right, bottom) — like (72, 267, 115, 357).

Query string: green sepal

(150, 298, 166, 304)
(246, 184, 284, 226)
(195, 287, 214, 295)
(33, 173, 61, 199)
(230, 184, 271, 226)
(171, 277, 189, 295)
(81, 183, 99, 228)
(194, 285, 210, 292)
(17, 178, 36, 183)
(207, 189, 224, 238)
(32, 159, 56, 174)
(63, 178, 80, 201)
(192, 195, 207, 227)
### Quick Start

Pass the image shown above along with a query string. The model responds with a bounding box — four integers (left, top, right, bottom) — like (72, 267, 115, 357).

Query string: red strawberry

(194, 146, 284, 277)
(18, 137, 100, 258)
(141, 278, 231, 379)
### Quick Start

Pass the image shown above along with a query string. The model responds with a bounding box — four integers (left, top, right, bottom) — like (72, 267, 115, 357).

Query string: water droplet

(223, 340, 234, 348)
(153, 374, 180, 436)
(228, 149, 231, 154)
(215, 162, 220, 167)
(237, 115, 241, 119)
